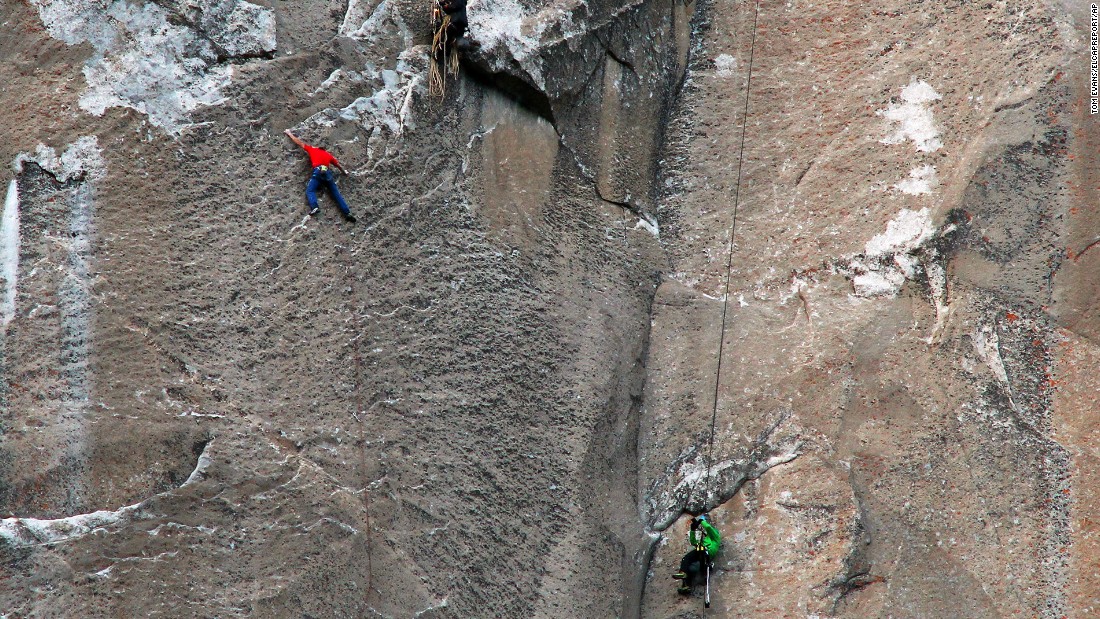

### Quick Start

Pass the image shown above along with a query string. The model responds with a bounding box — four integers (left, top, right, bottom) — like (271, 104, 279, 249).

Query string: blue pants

(306, 167, 351, 216)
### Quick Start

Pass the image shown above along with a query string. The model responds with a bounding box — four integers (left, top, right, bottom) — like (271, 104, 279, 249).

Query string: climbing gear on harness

(705, 562, 711, 608)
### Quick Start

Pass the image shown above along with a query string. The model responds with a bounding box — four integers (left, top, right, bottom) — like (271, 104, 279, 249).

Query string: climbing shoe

(677, 584, 693, 595)
(345, 214, 357, 223)
(309, 207, 320, 216)
(672, 572, 687, 580)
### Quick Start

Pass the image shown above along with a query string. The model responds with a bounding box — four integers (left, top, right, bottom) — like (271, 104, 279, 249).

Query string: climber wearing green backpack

(672, 514, 720, 595)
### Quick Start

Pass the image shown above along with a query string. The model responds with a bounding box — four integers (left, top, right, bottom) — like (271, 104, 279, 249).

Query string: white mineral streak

(0, 503, 142, 547)
(972, 323, 1014, 396)
(9, 139, 106, 497)
(864, 207, 935, 258)
(0, 441, 213, 548)
(714, 54, 737, 78)
(311, 68, 365, 98)
(851, 208, 935, 298)
(341, 0, 411, 47)
(339, 62, 423, 135)
(324, 2, 425, 137)
(0, 181, 19, 331)
(879, 79, 943, 153)
(182, 440, 214, 487)
(894, 164, 938, 195)
(30, 0, 275, 134)
(14, 136, 107, 182)
(341, 0, 374, 35)
(651, 440, 802, 527)
(467, 0, 582, 88)
(305, 49, 426, 142)
(414, 598, 450, 617)
(635, 214, 660, 237)
(925, 259, 951, 344)
(850, 267, 906, 298)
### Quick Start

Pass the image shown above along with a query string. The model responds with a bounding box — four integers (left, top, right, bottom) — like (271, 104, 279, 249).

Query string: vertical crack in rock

(826, 475, 880, 614)
(459, 1, 692, 613)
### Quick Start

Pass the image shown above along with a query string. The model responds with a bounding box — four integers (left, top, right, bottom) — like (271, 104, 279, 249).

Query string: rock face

(0, 0, 1096, 617)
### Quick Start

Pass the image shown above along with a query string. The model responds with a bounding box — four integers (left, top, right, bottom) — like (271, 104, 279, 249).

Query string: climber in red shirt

(285, 129, 356, 222)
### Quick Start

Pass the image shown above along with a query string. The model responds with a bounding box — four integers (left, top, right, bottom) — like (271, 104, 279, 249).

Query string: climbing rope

(429, 7, 459, 97)
(699, 0, 762, 510)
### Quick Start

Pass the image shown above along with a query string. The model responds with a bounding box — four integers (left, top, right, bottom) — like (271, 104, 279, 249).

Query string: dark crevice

(830, 570, 887, 609)
(829, 472, 877, 614)
(213, 48, 279, 64)
(1070, 236, 1100, 262)
(632, 533, 661, 616)
(601, 196, 647, 219)
(579, 54, 608, 101)
(461, 59, 557, 127)
(598, 36, 638, 74)
(21, 161, 85, 188)
(793, 159, 813, 187)
(993, 96, 1034, 113)
(191, 436, 213, 458)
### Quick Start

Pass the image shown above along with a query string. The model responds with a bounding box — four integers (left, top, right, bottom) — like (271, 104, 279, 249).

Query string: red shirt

(303, 144, 340, 169)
